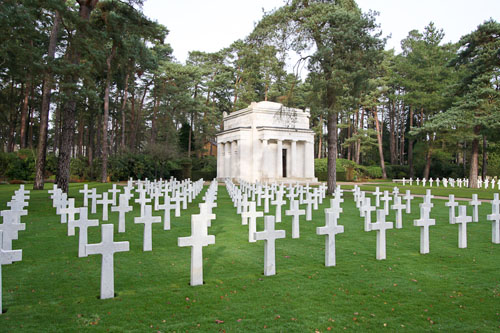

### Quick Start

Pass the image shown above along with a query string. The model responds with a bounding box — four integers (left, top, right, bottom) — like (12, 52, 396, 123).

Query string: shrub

(363, 165, 383, 179)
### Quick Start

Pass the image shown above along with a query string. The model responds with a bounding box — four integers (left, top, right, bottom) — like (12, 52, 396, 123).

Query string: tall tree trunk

(20, 80, 31, 149)
(373, 107, 387, 179)
(7, 81, 17, 153)
(423, 147, 432, 179)
(101, 45, 116, 183)
(57, 0, 99, 193)
(482, 135, 487, 179)
(120, 71, 130, 149)
(317, 114, 323, 159)
(129, 89, 136, 149)
(469, 125, 481, 188)
(408, 106, 415, 178)
(355, 109, 364, 164)
(327, 111, 338, 194)
(389, 100, 396, 165)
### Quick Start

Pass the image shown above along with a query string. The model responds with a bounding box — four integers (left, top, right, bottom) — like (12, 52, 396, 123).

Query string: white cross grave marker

(71, 208, 99, 257)
(469, 194, 481, 222)
(413, 205, 435, 254)
(0, 211, 26, 251)
(254, 216, 286, 276)
(0, 230, 22, 314)
(362, 197, 376, 232)
(487, 193, 500, 244)
(97, 192, 114, 221)
(285, 200, 305, 239)
(454, 205, 473, 248)
(134, 205, 161, 251)
(403, 190, 414, 214)
(316, 210, 344, 267)
(369, 210, 393, 260)
(178, 214, 215, 286)
(111, 194, 132, 233)
(88, 188, 102, 215)
(242, 201, 263, 242)
(85, 224, 129, 299)
(445, 194, 459, 224)
(391, 195, 406, 229)
(381, 191, 392, 215)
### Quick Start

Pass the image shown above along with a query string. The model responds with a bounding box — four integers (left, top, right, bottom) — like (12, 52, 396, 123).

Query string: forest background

(1, 0, 499, 193)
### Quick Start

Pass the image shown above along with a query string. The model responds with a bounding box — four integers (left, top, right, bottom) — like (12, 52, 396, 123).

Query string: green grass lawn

(0, 183, 499, 332)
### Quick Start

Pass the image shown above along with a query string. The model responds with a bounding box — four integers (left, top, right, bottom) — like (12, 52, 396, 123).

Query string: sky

(142, 0, 500, 64)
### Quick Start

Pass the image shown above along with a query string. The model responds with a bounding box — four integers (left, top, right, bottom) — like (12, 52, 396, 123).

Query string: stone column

(231, 140, 238, 180)
(276, 139, 283, 179)
(304, 140, 314, 178)
(217, 142, 224, 179)
(261, 139, 268, 180)
(290, 140, 297, 178)
(224, 142, 231, 179)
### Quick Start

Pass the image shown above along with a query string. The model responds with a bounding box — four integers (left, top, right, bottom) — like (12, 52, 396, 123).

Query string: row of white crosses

(52, 178, 205, 298)
(225, 179, 339, 275)
(401, 177, 476, 189)
(446, 192, 500, 247)
(356, 186, 438, 259)
(0, 185, 29, 314)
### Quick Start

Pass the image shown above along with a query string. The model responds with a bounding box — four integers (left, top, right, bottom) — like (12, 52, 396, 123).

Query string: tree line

(1, 0, 499, 193)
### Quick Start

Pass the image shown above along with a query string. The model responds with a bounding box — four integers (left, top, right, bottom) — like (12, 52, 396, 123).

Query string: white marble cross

(422, 189, 434, 210)
(242, 202, 262, 242)
(88, 188, 102, 214)
(79, 184, 92, 207)
(304, 192, 315, 221)
(261, 188, 272, 213)
(0, 230, 22, 314)
(97, 192, 114, 221)
(178, 214, 215, 286)
(487, 193, 500, 244)
(445, 194, 459, 224)
(60, 198, 79, 225)
(469, 194, 481, 222)
(316, 210, 344, 267)
(391, 195, 406, 229)
(86, 224, 129, 299)
(171, 194, 182, 217)
(108, 184, 121, 206)
(135, 189, 151, 217)
(0, 210, 26, 251)
(373, 187, 382, 207)
(403, 190, 414, 214)
(198, 203, 216, 228)
(158, 196, 175, 230)
(454, 205, 473, 248)
(111, 194, 132, 233)
(369, 210, 393, 260)
(380, 191, 392, 215)
(362, 197, 376, 232)
(134, 205, 161, 252)
(285, 200, 305, 239)
(413, 205, 435, 254)
(254, 216, 286, 276)
(271, 193, 286, 223)
(422, 178, 427, 187)
(70, 208, 99, 257)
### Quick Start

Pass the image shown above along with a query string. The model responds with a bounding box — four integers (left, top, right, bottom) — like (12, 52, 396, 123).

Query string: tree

(251, 0, 385, 193)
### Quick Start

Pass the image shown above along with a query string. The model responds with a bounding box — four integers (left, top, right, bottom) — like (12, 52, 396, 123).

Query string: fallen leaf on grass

(215, 319, 224, 324)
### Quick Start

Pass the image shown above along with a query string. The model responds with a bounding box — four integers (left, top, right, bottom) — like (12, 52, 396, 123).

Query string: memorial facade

(216, 101, 316, 183)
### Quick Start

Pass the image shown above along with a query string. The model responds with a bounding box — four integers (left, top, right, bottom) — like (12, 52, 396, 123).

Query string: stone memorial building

(216, 101, 316, 183)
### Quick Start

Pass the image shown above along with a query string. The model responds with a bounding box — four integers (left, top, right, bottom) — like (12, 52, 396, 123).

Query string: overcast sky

(143, 0, 500, 63)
